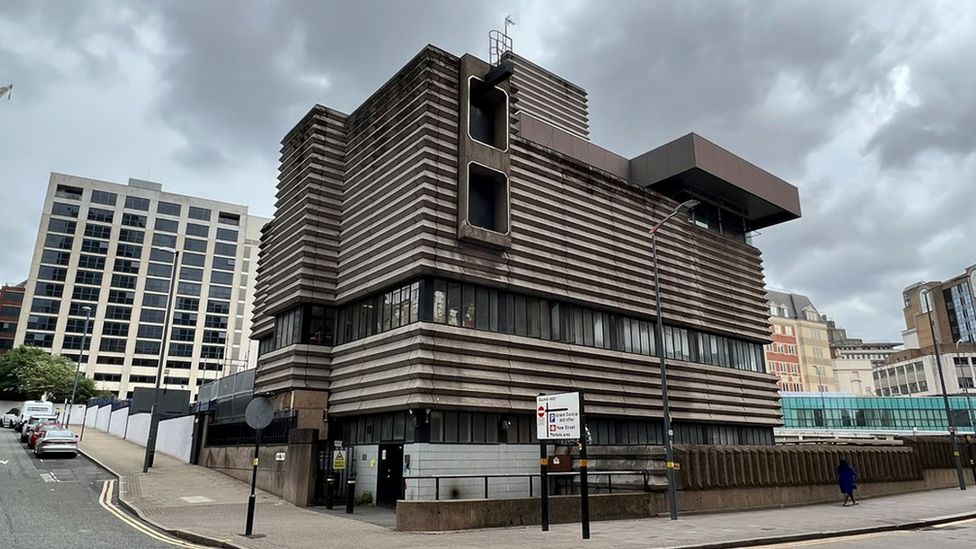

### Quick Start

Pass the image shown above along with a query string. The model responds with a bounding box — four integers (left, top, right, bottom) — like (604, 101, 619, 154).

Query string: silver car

(34, 428, 78, 457)
(20, 415, 58, 443)
(2, 407, 19, 428)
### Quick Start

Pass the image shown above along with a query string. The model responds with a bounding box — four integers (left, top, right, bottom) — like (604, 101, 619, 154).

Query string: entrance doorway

(376, 443, 404, 507)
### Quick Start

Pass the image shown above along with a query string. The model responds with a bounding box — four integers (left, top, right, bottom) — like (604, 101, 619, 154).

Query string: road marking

(98, 480, 213, 549)
(40, 473, 58, 483)
(0, 460, 8, 465)
(740, 530, 906, 548)
(180, 496, 214, 504)
(933, 516, 976, 529)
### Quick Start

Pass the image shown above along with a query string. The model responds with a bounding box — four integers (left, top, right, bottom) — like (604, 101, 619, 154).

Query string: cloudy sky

(2, 0, 975, 342)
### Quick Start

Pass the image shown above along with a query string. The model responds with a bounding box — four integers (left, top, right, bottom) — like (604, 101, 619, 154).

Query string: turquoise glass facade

(781, 396, 976, 432)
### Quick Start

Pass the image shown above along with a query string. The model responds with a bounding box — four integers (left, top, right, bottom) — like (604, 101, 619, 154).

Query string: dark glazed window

(125, 196, 150, 211)
(55, 185, 83, 200)
(51, 203, 80, 218)
(468, 77, 508, 150)
(48, 218, 77, 235)
(91, 190, 117, 206)
(87, 208, 114, 223)
(119, 229, 144, 243)
(188, 206, 211, 221)
(45, 235, 73, 249)
(122, 213, 147, 228)
(467, 164, 508, 233)
(157, 201, 182, 216)
(186, 223, 209, 237)
(154, 218, 179, 233)
(152, 234, 177, 248)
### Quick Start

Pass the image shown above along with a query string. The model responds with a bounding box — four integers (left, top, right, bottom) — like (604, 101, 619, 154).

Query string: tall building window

(87, 208, 114, 223)
(55, 185, 83, 201)
(51, 203, 80, 218)
(48, 219, 77, 234)
(122, 213, 147, 228)
(90, 190, 117, 206)
(154, 218, 179, 233)
(157, 201, 182, 216)
(124, 196, 150, 211)
(188, 206, 211, 221)
(45, 235, 73, 249)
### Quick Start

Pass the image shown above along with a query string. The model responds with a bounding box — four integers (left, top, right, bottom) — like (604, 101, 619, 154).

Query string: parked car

(20, 415, 58, 443)
(15, 401, 55, 432)
(28, 422, 60, 449)
(2, 407, 19, 428)
(34, 428, 78, 458)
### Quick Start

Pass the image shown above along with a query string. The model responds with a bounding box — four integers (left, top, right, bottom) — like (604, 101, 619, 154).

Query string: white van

(16, 401, 55, 432)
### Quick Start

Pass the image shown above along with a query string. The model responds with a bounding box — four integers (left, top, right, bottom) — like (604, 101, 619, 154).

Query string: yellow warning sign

(333, 450, 346, 470)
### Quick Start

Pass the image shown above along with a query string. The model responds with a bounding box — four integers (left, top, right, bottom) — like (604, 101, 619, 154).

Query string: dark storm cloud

(537, 0, 900, 177)
(3, 0, 976, 343)
(866, 12, 976, 169)
(146, 0, 505, 169)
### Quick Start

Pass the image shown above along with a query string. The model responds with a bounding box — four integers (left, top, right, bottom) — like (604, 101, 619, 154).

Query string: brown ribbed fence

(673, 444, 927, 491)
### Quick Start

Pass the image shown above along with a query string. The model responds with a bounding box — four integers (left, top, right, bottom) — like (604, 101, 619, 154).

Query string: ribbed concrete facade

(504, 52, 590, 140)
(252, 46, 801, 445)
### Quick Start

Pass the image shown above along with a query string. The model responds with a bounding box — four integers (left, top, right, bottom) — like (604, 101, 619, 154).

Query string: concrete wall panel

(156, 415, 194, 462)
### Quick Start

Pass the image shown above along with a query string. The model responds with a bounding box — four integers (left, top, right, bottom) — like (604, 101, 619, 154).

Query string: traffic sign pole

(245, 427, 262, 536)
(538, 395, 549, 532)
(243, 397, 274, 537)
(578, 390, 590, 540)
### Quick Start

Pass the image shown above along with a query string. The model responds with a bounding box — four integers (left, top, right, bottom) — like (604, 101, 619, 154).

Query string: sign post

(578, 391, 590, 540)
(536, 391, 589, 539)
(537, 396, 549, 532)
(244, 397, 274, 537)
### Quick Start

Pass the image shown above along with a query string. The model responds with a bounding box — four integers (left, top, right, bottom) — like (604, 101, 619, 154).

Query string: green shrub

(356, 491, 374, 506)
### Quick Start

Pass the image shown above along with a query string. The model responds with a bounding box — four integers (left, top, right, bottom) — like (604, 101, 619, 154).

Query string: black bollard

(346, 479, 356, 514)
(326, 476, 336, 509)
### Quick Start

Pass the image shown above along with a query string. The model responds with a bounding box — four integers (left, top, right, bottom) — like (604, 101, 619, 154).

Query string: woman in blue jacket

(837, 459, 858, 506)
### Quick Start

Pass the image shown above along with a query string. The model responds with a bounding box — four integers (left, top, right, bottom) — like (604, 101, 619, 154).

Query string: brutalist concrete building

(251, 45, 801, 505)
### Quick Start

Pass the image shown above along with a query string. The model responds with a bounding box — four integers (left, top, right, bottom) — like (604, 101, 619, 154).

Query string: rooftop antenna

(489, 16, 515, 66)
(0, 84, 12, 101)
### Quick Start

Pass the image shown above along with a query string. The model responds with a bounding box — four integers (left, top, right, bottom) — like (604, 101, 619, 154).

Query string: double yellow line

(97, 479, 215, 549)
(739, 530, 906, 548)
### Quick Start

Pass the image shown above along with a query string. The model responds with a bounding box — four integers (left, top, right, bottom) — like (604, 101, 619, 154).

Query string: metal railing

(406, 470, 649, 501)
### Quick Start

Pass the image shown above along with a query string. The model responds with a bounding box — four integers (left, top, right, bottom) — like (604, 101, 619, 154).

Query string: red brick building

(0, 281, 26, 354)
(766, 324, 802, 391)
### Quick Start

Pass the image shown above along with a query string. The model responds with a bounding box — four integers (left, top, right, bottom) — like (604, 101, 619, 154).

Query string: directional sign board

(537, 392, 581, 440)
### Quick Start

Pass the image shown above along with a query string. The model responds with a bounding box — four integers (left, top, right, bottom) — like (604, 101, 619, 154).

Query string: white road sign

(537, 392, 581, 440)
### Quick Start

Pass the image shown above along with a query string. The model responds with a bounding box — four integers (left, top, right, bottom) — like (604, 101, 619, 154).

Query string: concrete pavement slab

(78, 430, 976, 549)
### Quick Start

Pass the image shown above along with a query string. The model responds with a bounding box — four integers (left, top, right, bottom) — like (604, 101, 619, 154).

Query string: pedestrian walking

(837, 459, 858, 506)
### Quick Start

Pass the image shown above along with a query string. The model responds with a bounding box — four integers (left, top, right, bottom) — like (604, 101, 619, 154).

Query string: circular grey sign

(245, 397, 274, 430)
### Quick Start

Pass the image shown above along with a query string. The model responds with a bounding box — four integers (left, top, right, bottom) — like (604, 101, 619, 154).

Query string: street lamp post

(957, 339, 976, 434)
(650, 199, 698, 521)
(925, 292, 966, 490)
(143, 247, 180, 473)
(813, 365, 828, 429)
(65, 306, 92, 428)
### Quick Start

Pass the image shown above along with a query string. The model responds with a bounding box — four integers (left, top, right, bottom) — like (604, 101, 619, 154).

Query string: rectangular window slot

(467, 163, 509, 234)
(468, 77, 508, 150)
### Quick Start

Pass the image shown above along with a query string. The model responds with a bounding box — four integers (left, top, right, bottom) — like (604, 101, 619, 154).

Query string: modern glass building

(781, 394, 976, 432)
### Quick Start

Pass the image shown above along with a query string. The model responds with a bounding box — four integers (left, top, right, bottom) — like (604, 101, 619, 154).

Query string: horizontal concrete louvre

(511, 97, 589, 139)
(321, 324, 781, 425)
(253, 104, 345, 337)
(503, 142, 770, 342)
(510, 74, 589, 121)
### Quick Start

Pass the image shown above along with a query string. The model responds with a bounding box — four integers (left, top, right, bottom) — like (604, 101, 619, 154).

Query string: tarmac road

(0, 425, 201, 549)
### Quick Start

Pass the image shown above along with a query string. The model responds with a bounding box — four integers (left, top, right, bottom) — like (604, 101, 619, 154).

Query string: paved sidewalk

(79, 430, 976, 549)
